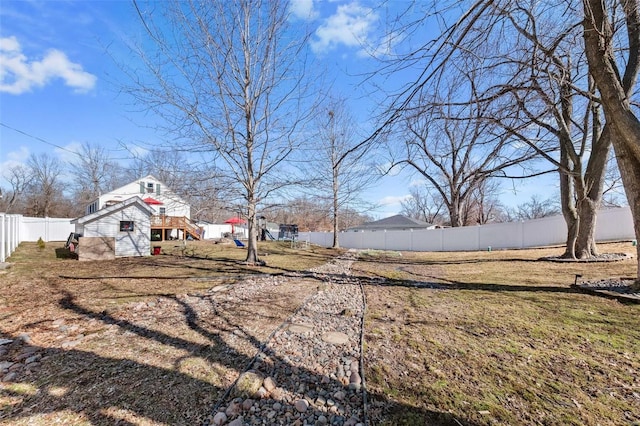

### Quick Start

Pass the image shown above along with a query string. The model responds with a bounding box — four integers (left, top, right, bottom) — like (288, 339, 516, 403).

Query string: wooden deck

(151, 215, 203, 241)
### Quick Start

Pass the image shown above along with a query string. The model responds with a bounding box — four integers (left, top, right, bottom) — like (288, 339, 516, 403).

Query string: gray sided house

(71, 197, 155, 260)
(346, 214, 436, 232)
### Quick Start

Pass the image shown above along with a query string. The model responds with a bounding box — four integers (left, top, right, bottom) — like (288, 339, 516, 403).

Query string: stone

(272, 402, 282, 411)
(263, 376, 276, 392)
(350, 360, 359, 373)
(242, 399, 254, 410)
(0, 339, 13, 346)
(256, 386, 268, 399)
(2, 372, 17, 382)
(18, 333, 31, 344)
(228, 417, 243, 426)
(212, 412, 227, 425)
(225, 401, 242, 417)
(333, 391, 345, 401)
(316, 415, 328, 425)
(0, 362, 14, 372)
(344, 417, 360, 426)
(321, 332, 349, 345)
(25, 355, 40, 364)
(270, 387, 285, 401)
(233, 371, 264, 398)
(348, 383, 361, 391)
(288, 323, 313, 334)
(294, 399, 309, 413)
(349, 371, 361, 385)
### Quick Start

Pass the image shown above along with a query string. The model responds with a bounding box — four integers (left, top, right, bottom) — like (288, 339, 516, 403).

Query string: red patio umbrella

(224, 217, 246, 234)
(142, 197, 164, 205)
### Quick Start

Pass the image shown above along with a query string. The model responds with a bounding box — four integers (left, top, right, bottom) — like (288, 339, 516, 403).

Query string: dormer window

(146, 182, 154, 193)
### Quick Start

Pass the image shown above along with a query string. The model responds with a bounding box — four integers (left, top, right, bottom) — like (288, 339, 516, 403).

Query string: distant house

(85, 175, 202, 241)
(72, 196, 155, 260)
(346, 214, 437, 232)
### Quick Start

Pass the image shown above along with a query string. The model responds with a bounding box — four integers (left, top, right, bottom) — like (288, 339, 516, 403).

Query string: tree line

(2, 0, 638, 271)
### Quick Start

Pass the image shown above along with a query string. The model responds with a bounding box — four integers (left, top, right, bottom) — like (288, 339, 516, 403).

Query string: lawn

(355, 242, 640, 425)
(0, 240, 638, 425)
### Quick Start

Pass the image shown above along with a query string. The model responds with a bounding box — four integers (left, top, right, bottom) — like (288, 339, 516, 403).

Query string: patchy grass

(2, 240, 638, 425)
(0, 240, 340, 425)
(358, 242, 640, 426)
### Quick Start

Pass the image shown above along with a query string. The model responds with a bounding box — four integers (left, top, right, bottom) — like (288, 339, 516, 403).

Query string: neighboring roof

(72, 196, 156, 225)
(347, 214, 434, 231)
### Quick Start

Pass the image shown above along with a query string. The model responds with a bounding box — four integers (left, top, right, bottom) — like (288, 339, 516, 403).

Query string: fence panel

(20, 217, 75, 242)
(301, 207, 634, 252)
(0, 214, 22, 262)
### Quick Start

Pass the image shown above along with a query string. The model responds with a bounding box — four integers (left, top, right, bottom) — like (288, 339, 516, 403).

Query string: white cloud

(0, 36, 97, 94)
(1, 146, 30, 182)
(310, 2, 378, 55)
(290, 0, 318, 21)
(54, 141, 82, 157)
(379, 194, 412, 206)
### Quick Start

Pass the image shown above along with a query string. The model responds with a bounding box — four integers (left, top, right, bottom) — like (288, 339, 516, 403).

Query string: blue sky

(0, 0, 554, 218)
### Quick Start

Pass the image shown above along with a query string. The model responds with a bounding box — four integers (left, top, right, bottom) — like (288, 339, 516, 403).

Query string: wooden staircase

(151, 216, 204, 241)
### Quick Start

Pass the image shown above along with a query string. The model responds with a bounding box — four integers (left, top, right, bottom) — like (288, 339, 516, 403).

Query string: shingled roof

(347, 214, 435, 231)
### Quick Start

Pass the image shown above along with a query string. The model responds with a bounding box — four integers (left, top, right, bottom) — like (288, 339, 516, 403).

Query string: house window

(159, 207, 166, 215)
(146, 182, 154, 193)
(120, 221, 135, 232)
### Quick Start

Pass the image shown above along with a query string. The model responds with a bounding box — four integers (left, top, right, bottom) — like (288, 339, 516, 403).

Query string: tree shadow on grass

(347, 270, 582, 295)
(1, 277, 482, 426)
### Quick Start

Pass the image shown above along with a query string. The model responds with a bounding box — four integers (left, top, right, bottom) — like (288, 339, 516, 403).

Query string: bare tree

(373, 0, 630, 260)
(388, 68, 541, 227)
(125, 0, 313, 263)
(69, 142, 125, 215)
(400, 186, 447, 225)
(583, 0, 640, 279)
(465, 179, 507, 225)
(482, 1, 614, 259)
(0, 164, 32, 213)
(513, 195, 560, 220)
(25, 153, 67, 217)
(310, 96, 379, 247)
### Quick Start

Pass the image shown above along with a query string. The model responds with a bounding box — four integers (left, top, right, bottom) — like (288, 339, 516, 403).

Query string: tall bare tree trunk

(332, 166, 340, 249)
(583, 0, 640, 279)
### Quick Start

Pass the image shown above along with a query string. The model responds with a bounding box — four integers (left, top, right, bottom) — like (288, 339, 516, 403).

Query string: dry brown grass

(0, 240, 340, 425)
(357, 242, 640, 426)
(2, 240, 639, 425)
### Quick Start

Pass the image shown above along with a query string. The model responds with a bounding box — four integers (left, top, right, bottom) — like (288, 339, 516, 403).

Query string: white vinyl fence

(0, 215, 75, 262)
(1, 213, 21, 263)
(300, 207, 635, 252)
(1, 207, 635, 262)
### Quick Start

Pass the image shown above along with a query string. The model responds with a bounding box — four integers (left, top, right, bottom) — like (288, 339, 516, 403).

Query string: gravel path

(204, 250, 367, 426)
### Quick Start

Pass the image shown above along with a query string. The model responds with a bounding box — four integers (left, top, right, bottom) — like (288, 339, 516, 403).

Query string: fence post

(0, 214, 5, 262)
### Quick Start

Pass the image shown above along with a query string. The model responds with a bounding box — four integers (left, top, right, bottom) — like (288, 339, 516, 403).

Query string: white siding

(93, 175, 190, 218)
(82, 204, 151, 257)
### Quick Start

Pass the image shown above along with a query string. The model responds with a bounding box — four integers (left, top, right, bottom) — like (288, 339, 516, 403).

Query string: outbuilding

(71, 196, 155, 260)
(346, 214, 437, 232)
